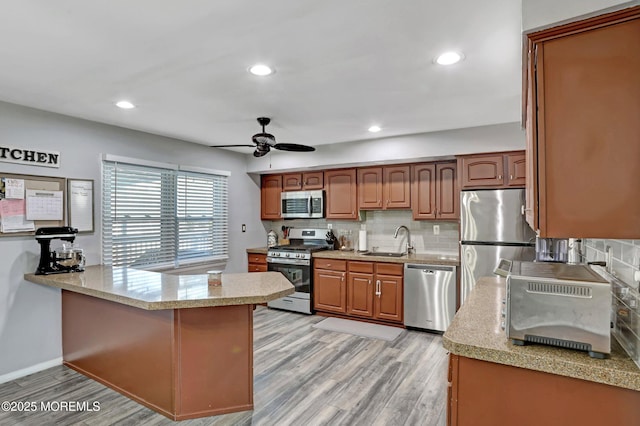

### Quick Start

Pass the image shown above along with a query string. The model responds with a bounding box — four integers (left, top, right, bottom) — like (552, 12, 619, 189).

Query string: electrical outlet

(242, 224, 246, 232)
(327, 223, 332, 230)
(433, 225, 440, 235)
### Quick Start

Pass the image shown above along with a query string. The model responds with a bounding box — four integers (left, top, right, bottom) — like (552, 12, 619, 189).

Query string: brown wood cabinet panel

(383, 165, 411, 209)
(527, 9, 640, 238)
(411, 163, 436, 219)
(314, 259, 346, 271)
(347, 272, 374, 317)
(313, 268, 347, 313)
(302, 171, 324, 190)
(459, 154, 504, 188)
(506, 152, 526, 187)
(348, 261, 375, 274)
(325, 169, 358, 220)
(375, 262, 403, 276)
(247, 254, 266, 265)
(282, 173, 303, 191)
(248, 263, 267, 273)
(436, 162, 459, 220)
(358, 167, 383, 209)
(260, 175, 282, 220)
(374, 274, 403, 323)
(448, 354, 640, 426)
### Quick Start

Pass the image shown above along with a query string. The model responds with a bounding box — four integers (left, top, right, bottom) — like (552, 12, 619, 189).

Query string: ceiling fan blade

(210, 144, 255, 148)
(273, 143, 315, 152)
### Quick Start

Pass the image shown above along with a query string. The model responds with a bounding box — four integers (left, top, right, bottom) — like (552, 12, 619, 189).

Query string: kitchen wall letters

(0, 145, 60, 168)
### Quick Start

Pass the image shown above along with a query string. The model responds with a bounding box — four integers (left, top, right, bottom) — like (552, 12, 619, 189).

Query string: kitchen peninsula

(24, 265, 294, 421)
(443, 277, 640, 425)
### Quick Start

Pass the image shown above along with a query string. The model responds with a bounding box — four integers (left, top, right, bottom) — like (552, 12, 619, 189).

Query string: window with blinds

(102, 159, 228, 269)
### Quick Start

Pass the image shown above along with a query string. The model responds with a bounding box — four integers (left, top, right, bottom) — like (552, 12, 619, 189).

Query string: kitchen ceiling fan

(211, 117, 315, 157)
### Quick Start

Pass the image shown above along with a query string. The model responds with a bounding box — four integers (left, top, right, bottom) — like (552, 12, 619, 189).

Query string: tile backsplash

(263, 210, 459, 255)
(585, 239, 640, 290)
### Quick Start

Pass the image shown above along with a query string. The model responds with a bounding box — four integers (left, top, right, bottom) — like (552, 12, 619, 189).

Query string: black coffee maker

(35, 226, 85, 275)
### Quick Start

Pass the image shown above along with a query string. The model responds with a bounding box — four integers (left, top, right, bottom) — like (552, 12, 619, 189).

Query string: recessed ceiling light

(435, 51, 464, 65)
(115, 100, 135, 109)
(249, 64, 274, 76)
(368, 125, 382, 133)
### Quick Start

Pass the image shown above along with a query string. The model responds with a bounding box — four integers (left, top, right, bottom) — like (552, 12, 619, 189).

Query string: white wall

(522, 0, 638, 31)
(0, 101, 264, 380)
(247, 122, 525, 174)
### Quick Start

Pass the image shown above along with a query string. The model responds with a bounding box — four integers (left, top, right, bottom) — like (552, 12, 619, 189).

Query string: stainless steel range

(267, 228, 332, 314)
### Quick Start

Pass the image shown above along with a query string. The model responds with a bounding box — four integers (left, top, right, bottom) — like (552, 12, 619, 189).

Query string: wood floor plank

(0, 306, 448, 425)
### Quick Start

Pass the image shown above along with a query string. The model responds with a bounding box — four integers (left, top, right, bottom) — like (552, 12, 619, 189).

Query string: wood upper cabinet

(358, 165, 410, 210)
(260, 174, 282, 220)
(411, 161, 458, 220)
(325, 169, 358, 220)
(282, 171, 324, 191)
(313, 263, 347, 313)
(526, 8, 640, 238)
(458, 151, 526, 189)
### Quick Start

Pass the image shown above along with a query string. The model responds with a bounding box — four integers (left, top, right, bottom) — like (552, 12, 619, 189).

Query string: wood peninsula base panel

(61, 291, 253, 421)
(448, 354, 640, 426)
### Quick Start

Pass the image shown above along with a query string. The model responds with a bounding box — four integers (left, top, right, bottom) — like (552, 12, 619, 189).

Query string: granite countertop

(311, 250, 460, 266)
(24, 265, 294, 311)
(443, 276, 640, 391)
(246, 247, 268, 255)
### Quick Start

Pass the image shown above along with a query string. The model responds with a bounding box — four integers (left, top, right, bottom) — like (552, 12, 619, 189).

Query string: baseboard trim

(0, 357, 63, 384)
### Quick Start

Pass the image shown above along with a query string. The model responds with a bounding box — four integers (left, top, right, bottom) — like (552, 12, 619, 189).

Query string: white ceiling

(0, 1, 523, 153)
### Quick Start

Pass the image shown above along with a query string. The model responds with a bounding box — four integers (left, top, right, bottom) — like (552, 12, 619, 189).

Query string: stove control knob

(297, 254, 302, 258)
(285, 253, 290, 257)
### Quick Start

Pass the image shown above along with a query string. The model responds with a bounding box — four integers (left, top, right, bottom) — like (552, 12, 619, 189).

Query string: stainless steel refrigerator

(460, 189, 536, 305)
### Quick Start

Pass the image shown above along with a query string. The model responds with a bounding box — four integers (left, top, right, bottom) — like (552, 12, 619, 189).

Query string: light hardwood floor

(0, 306, 448, 425)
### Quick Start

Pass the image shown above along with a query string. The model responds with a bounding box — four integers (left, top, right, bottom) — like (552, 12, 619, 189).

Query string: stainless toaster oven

(505, 261, 611, 358)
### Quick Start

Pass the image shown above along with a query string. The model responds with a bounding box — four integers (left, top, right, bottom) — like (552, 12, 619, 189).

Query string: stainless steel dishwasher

(404, 264, 457, 332)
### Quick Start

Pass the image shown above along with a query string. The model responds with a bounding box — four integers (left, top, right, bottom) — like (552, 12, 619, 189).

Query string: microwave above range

(281, 190, 325, 219)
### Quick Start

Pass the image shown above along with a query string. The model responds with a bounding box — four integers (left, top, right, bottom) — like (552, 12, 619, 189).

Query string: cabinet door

(525, 40, 538, 231)
(436, 162, 458, 220)
(506, 152, 526, 187)
(261, 175, 282, 220)
(534, 13, 640, 238)
(411, 163, 436, 220)
(374, 274, 403, 323)
(358, 167, 383, 210)
(347, 272, 374, 317)
(325, 169, 358, 220)
(383, 165, 411, 209)
(282, 173, 303, 191)
(313, 269, 346, 313)
(459, 154, 505, 188)
(302, 171, 324, 190)
(248, 263, 267, 272)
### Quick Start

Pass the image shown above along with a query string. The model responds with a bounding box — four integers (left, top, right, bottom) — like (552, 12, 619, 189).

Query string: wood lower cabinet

(342, 261, 403, 324)
(313, 259, 347, 313)
(458, 151, 525, 189)
(525, 8, 640, 238)
(260, 175, 282, 220)
(447, 354, 640, 426)
(247, 253, 267, 273)
(411, 161, 458, 220)
(325, 169, 358, 220)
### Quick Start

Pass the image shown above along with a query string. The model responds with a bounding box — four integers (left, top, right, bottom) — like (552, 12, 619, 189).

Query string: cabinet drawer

(375, 263, 403, 276)
(314, 259, 346, 271)
(248, 263, 267, 273)
(348, 261, 374, 273)
(248, 254, 267, 264)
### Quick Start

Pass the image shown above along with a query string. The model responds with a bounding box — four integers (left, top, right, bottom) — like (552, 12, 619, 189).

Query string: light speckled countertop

(246, 247, 268, 255)
(311, 250, 459, 266)
(24, 265, 294, 311)
(443, 277, 640, 391)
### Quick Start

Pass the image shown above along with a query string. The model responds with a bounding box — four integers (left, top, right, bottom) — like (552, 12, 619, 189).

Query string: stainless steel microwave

(281, 190, 325, 219)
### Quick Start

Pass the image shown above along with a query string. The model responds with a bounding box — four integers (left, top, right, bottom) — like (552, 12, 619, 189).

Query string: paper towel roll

(358, 230, 367, 251)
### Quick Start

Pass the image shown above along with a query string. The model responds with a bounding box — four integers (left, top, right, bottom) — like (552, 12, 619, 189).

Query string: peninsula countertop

(443, 276, 640, 391)
(24, 265, 294, 311)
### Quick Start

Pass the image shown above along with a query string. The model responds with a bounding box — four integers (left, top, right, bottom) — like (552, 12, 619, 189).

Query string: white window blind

(102, 160, 228, 269)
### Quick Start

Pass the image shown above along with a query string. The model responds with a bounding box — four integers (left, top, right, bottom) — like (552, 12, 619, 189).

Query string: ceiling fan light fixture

(368, 125, 382, 133)
(435, 51, 464, 65)
(249, 64, 275, 76)
(115, 100, 135, 109)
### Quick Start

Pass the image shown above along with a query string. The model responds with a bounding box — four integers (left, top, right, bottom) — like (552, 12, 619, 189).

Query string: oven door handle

(308, 196, 312, 215)
(267, 258, 310, 266)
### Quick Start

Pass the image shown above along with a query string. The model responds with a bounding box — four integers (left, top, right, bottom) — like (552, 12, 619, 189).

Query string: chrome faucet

(394, 225, 414, 255)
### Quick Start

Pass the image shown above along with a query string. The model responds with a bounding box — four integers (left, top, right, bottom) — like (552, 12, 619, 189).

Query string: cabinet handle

(510, 175, 513, 180)
(498, 175, 503, 180)
(386, 199, 389, 206)
(342, 273, 345, 283)
(521, 205, 533, 215)
(376, 280, 381, 297)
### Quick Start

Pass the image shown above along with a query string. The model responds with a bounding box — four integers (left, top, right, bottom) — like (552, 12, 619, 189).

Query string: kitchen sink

(362, 251, 406, 257)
